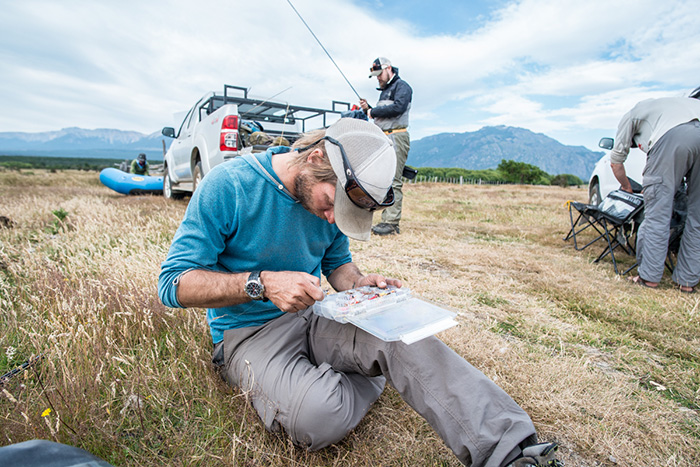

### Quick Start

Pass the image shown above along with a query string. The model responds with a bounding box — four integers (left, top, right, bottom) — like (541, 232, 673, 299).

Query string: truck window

(186, 106, 198, 132)
(177, 107, 194, 138)
(177, 97, 206, 138)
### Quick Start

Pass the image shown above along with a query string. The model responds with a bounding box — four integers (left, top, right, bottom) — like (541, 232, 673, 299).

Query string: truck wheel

(163, 169, 184, 200)
(589, 179, 601, 205)
(193, 161, 203, 193)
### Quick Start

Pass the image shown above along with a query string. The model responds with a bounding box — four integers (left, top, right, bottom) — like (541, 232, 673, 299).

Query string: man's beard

(294, 172, 323, 219)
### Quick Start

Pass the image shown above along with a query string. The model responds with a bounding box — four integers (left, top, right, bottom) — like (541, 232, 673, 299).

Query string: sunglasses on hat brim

(296, 136, 394, 211)
(370, 63, 388, 73)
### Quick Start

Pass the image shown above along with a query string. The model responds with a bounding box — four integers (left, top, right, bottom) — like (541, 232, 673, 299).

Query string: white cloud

(0, 0, 698, 150)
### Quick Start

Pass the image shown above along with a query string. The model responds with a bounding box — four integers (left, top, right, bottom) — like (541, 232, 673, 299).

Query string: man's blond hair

(289, 129, 337, 185)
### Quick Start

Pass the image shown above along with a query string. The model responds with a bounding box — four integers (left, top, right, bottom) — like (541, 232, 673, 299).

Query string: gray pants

(215, 307, 537, 467)
(381, 131, 410, 225)
(638, 120, 700, 286)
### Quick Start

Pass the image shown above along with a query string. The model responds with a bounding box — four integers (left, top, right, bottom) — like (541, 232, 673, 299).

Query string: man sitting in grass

(158, 118, 562, 467)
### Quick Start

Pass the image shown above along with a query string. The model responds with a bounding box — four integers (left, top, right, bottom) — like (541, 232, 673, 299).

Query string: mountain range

(0, 125, 604, 180)
(0, 127, 171, 161)
(409, 125, 602, 180)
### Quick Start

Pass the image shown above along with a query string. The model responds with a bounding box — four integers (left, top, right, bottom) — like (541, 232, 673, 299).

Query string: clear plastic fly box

(312, 286, 458, 344)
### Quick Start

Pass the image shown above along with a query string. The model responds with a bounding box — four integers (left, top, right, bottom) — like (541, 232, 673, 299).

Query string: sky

(1, 0, 698, 151)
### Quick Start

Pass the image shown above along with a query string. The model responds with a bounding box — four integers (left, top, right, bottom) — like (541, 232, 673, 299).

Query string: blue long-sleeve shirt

(158, 148, 352, 343)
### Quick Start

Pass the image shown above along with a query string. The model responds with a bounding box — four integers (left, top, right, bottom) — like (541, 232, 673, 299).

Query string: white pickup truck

(160, 85, 349, 199)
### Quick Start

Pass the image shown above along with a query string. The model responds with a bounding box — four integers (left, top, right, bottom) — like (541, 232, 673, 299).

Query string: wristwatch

(244, 271, 268, 301)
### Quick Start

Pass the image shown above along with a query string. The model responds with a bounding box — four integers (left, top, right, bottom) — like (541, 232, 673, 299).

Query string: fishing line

(239, 86, 293, 118)
(286, 0, 362, 101)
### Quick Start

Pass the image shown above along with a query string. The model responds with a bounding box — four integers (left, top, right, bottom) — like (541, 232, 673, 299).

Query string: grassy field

(0, 169, 698, 466)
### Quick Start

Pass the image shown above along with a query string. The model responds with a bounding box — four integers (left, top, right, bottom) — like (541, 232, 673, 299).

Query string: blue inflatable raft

(99, 168, 163, 195)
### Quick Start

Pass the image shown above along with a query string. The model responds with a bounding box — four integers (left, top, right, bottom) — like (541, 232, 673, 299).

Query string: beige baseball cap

(324, 118, 396, 241)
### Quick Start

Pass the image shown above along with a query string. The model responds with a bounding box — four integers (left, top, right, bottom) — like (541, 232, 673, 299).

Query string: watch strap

(248, 270, 261, 282)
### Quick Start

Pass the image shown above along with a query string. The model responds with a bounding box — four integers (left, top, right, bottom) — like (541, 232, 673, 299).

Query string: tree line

(1, 155, 585, 187)
(0, 155, 127, 172)
(410, 160, 584, 187)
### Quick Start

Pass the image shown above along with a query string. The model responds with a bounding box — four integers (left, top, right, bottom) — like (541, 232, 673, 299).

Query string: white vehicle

(587, 137, 646, 205)
(160, 85, 347, 199)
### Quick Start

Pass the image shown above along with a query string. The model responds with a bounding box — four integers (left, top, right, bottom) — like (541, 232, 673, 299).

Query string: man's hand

(359, 99, 370, 112)
(261, 271, 324, 313)
(354, 273, 402, 290)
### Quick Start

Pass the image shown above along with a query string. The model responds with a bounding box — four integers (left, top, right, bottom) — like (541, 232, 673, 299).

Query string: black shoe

(507, 442, 563, 466)
(371, 223, 400, 236)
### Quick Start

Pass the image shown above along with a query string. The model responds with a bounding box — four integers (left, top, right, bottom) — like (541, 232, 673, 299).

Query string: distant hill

(0, 125, 603, 179)
(0, 127, 171, 161)
(409, 125, 603, 180)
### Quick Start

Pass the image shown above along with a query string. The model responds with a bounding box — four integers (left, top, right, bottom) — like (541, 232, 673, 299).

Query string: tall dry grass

(0, 170, 698, 466)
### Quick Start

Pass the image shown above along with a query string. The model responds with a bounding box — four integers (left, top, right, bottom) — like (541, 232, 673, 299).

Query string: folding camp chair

(564, 178, 643, 252)
(564, 201, 607, 251)
(564, 190, 644, 274)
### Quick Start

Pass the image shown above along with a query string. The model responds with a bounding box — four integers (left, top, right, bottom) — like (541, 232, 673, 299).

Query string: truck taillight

(220, 115, 239, 151)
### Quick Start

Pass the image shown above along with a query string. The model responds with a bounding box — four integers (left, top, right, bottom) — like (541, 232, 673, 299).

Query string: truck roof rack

(200, 84, 351, 133)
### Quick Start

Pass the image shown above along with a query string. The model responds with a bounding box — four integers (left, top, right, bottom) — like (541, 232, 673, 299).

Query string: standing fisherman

(360, 57, 412, 236)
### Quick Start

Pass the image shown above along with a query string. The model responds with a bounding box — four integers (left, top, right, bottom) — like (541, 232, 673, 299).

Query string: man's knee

(290, 377, 356, 450)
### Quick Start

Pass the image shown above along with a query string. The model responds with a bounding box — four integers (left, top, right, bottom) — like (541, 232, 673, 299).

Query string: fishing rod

(0, 354, 43, 386)
(286, 0, 362, 101)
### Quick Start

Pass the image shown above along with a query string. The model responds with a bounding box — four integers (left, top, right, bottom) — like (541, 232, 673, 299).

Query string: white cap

(325, 118, 396, 241)
(369, 57, 392, 77)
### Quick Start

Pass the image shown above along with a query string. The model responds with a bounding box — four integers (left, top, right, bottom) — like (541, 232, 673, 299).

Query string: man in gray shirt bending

(610, 88, 700, 293)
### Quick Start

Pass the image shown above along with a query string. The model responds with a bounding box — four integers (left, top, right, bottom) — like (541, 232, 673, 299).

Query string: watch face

(246, 280, 264, 299)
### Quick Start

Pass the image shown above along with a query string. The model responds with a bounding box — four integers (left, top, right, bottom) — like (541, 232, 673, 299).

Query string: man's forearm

(611, 162, 633, 192)
(327, 262, 403, 294)
(175, 269, 326, 313)
(176, 269, 249, 308)
(327, 262, 364, 292)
